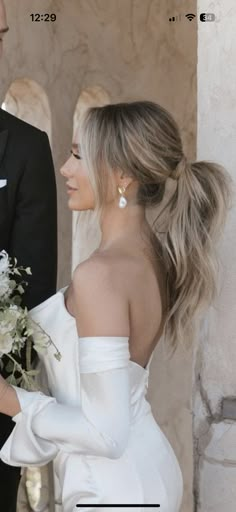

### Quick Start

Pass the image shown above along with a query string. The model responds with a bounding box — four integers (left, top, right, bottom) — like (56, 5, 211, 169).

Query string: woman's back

(67, 232, 168, 369)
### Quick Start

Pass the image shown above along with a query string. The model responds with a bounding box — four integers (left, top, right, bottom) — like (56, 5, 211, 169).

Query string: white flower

(0, 274, 11, 299)
(0, 250, 10, 274)
(0, 307, 20, 332)
(0, 332, 14, 356)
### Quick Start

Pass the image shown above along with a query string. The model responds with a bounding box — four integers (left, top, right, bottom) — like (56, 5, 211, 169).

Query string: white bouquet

(0, 250, 61, 390)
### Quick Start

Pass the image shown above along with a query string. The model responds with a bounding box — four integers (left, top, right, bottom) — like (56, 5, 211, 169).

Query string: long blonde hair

(78, 101, 233, 354)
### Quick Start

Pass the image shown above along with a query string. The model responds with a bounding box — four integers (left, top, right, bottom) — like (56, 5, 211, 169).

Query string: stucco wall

(193, 1, 236, 510)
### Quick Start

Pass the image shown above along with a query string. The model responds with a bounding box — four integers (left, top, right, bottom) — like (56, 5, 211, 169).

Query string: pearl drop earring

(118, 186, 127, 208)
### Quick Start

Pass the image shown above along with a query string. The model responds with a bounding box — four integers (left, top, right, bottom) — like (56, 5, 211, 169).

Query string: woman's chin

(67, 196, 80, 211)
(67, 197, 93, 212)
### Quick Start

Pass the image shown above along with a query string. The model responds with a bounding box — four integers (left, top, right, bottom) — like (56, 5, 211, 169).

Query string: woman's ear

(118, 171, 135, 190)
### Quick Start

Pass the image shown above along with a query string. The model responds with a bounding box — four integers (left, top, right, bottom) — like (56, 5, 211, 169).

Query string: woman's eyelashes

(70, 149, 81, 160)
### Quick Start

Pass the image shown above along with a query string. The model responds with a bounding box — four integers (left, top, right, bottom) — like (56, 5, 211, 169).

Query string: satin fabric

(0, 288, 183, 512)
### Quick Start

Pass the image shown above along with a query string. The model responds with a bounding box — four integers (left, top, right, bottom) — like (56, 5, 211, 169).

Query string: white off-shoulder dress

(0, 287, 183, 512)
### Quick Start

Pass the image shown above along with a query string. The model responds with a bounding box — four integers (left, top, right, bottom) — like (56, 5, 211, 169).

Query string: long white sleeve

(0, 337, 131, 467)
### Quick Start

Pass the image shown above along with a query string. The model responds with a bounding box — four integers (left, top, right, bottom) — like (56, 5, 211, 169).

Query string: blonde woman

(0, 101, 232, 512)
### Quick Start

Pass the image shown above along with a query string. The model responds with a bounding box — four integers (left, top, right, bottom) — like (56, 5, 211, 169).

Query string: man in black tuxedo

(0, 1, 57, 510)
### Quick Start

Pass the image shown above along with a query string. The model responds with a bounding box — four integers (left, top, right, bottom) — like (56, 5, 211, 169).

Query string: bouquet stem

(6, 353, 23, 373)
(26, 337, 32, 372)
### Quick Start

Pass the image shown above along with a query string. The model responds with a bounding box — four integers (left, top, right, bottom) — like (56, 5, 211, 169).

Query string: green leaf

(25, 369, 40, 376)
(17, 285, 24, 294)
(26, 328, 34, 336)
(54, 352, 62, 361)
(6, 374, 17, 386)
(9, 279, 17, 289)
(15, 376, 23, 385)
(12, 295, 22, 306)
(5, 360, 14, 373)
(33, 345, 47, 354)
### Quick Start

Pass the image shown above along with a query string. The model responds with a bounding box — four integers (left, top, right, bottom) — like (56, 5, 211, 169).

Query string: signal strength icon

(185, 13, 196, 21)
(169, 14, 182, 22)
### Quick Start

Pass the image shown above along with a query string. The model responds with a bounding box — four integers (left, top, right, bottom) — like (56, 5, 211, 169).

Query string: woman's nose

(60, 161, 71, 178)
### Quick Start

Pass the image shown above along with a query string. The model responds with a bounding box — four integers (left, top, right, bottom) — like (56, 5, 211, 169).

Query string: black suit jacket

(0, 108, 57, 310)
(0, 108, 57, 485)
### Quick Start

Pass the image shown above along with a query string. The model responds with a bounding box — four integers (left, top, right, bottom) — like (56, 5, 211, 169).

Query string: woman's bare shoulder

(72, 250, 138, 305)
(71, 253, 130, 337)
(72, 252, 114, 282)
(71, 252, 125, 303)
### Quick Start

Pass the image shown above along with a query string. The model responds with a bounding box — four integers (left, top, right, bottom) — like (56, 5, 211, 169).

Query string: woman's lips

(67, 186, 78, 194)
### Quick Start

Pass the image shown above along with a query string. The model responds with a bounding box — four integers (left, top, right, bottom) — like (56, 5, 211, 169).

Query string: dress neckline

(60, 288, 154, 373)
(30, 287, 153, 373)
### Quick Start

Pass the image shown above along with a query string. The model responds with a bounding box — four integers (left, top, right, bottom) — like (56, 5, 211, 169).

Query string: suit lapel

(0, 129, 9, 245)
(0, 129, 9, 169)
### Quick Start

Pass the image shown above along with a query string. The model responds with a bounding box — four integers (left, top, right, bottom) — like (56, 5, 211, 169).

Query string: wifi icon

(185, 13, 196, 21)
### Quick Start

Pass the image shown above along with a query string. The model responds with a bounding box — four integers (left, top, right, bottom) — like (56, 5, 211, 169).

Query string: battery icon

(200, 13, 215, 22)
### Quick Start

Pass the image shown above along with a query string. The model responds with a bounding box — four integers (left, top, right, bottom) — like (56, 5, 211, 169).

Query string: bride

(0, 101, 231, 512)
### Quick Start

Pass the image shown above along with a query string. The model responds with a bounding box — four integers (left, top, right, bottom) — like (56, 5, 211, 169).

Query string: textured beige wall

(72, 85, 110, 272)
(193, 1, 236, 510)
(3, 78, 52, 142)
(0, 1, 197, 511)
